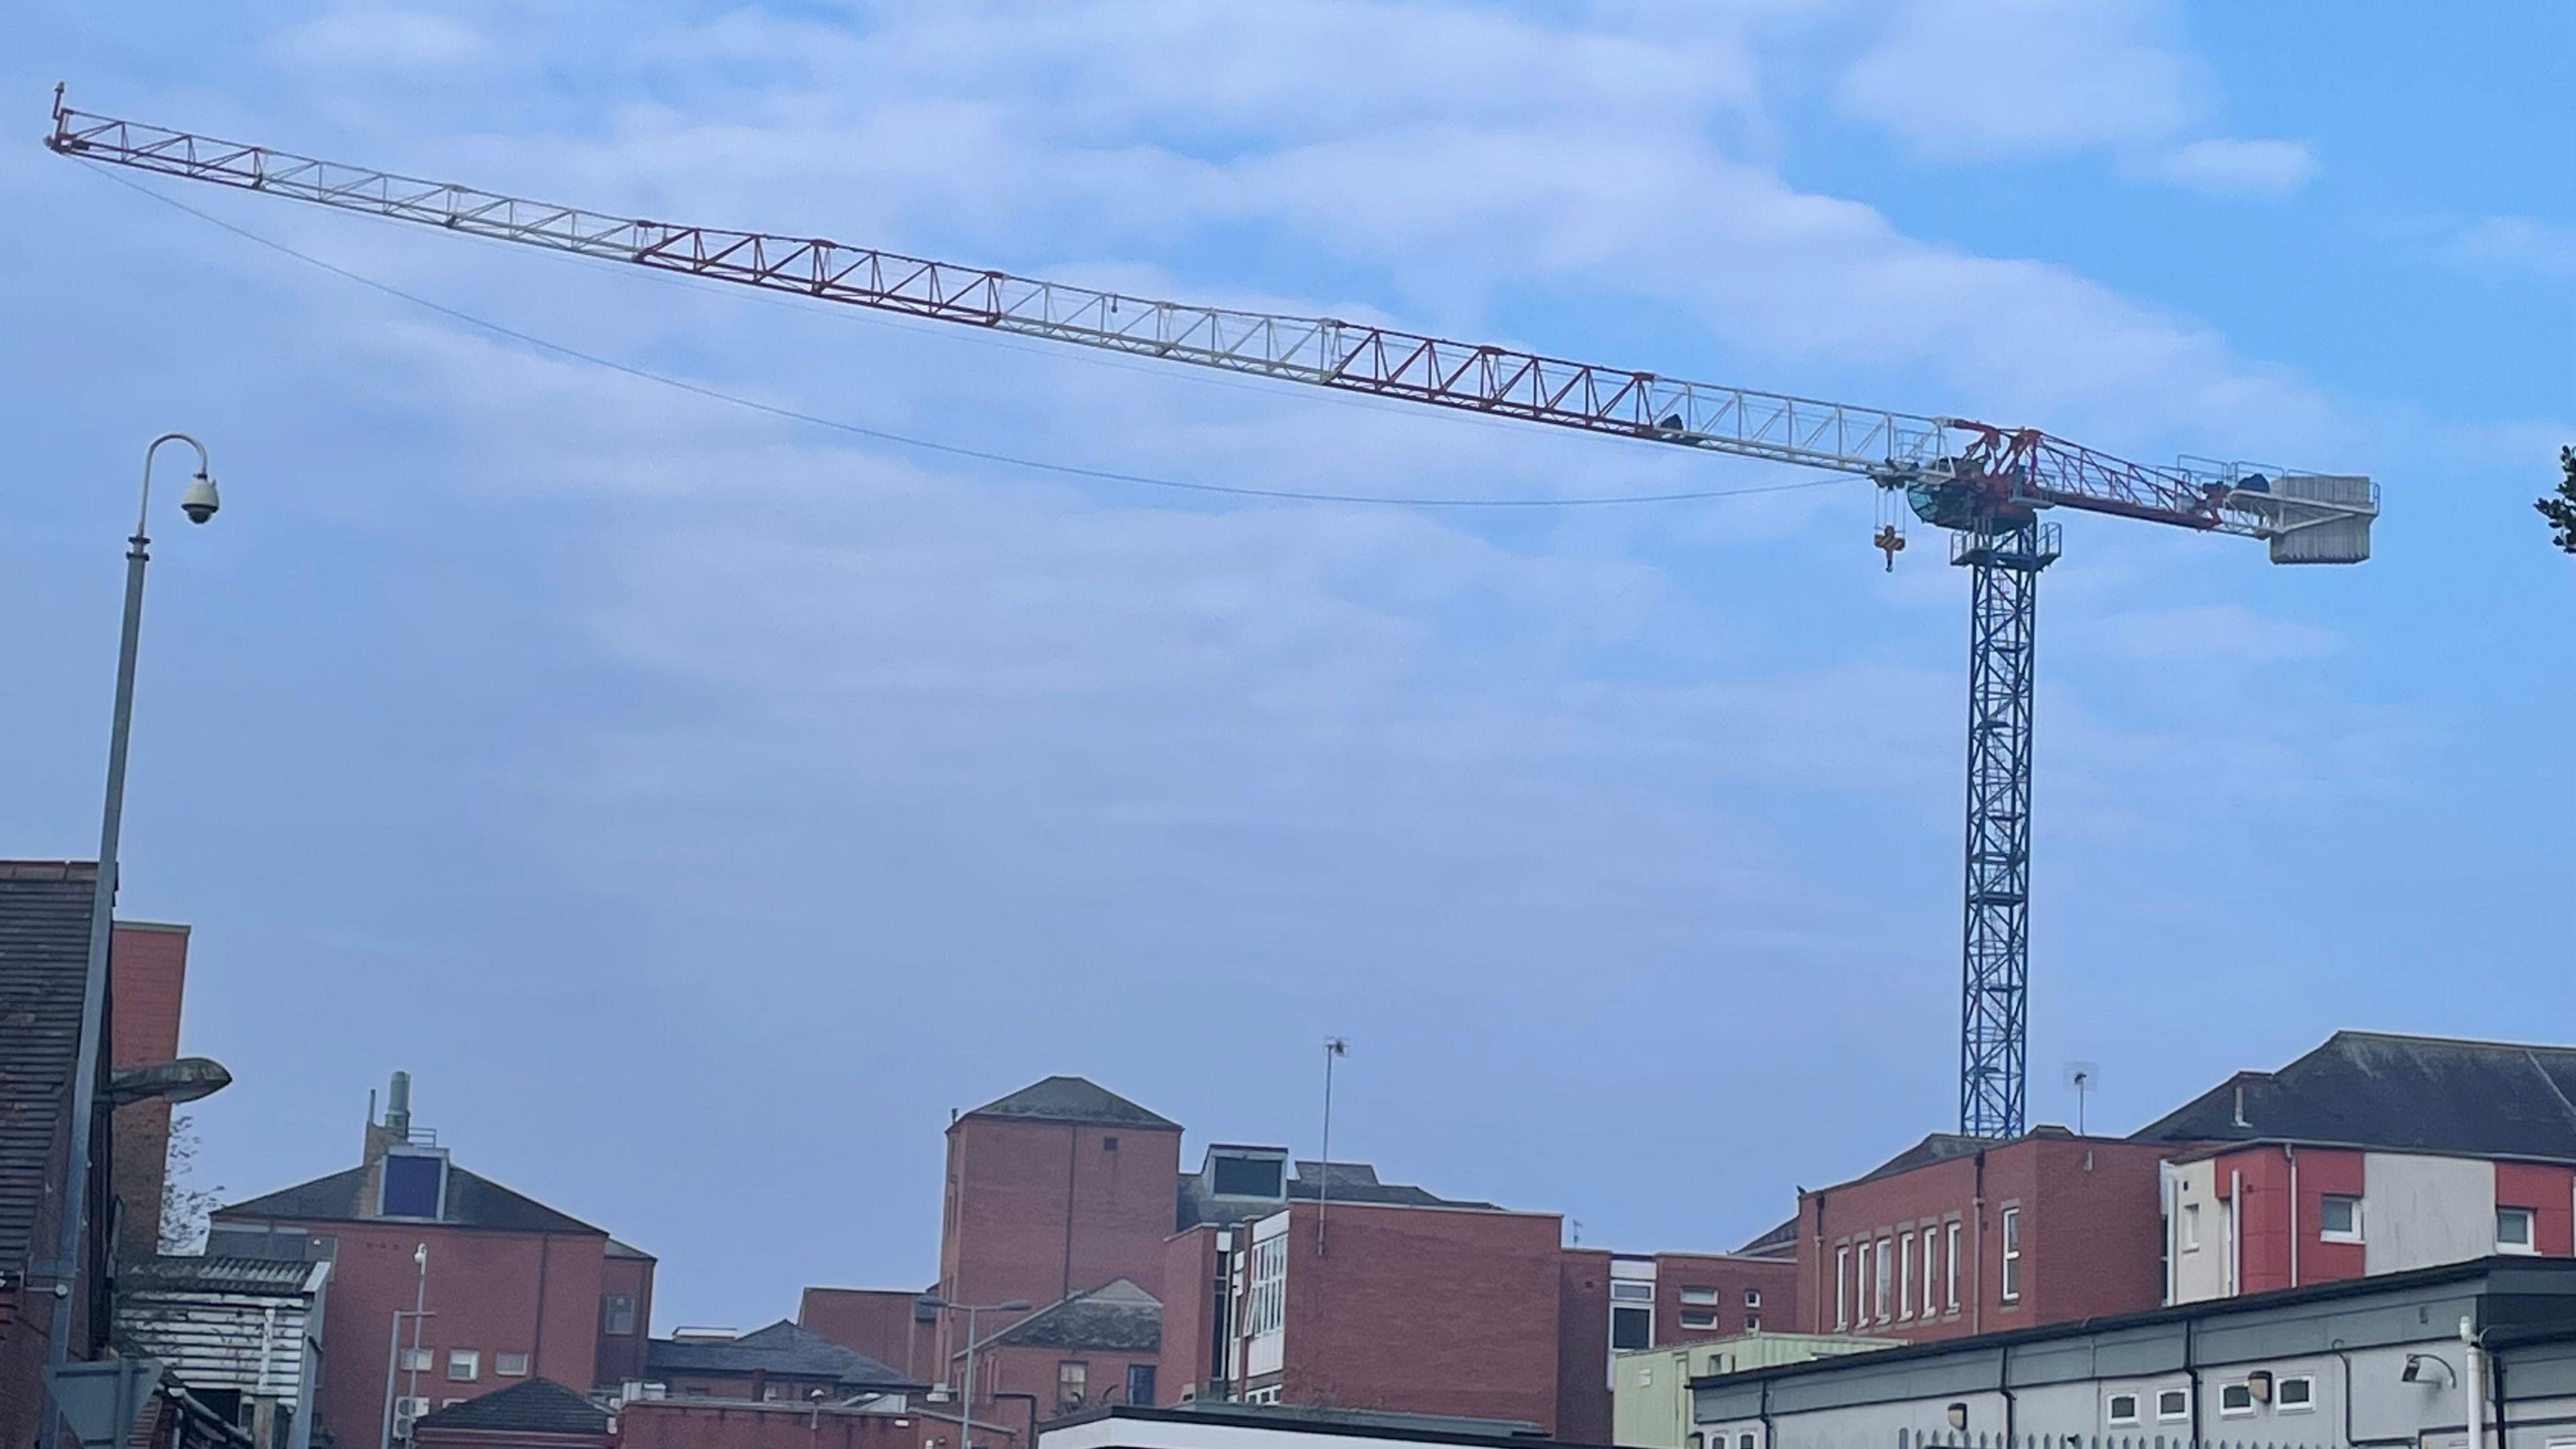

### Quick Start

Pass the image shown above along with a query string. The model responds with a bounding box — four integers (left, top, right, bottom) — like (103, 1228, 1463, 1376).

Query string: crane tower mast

(48, 95, 2379, 1137)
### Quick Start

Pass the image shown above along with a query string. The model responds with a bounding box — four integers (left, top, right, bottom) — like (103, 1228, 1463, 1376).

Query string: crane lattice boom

(48, 92, 2378, 1139)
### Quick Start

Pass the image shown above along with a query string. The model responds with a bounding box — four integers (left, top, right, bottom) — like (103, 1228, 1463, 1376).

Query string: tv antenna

(2062, 1061, 2101, 1135)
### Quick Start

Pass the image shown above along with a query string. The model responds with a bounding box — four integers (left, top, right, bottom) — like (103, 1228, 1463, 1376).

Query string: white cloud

(1839, 0, 2204, 160)
(2444, 215, 2576, 280)
(2154, 138, 2317, 198)
(270, 9, 486, 69)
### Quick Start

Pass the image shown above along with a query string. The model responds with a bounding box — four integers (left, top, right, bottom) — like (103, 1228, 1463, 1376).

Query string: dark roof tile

(414, 1379, 608, 1436)
(2133, 1031, 2576, 1160)
(0, 862, 97, 1271)
(216, 1163, 606, 1236)
(963, 1077, 1179, 1130)
(647, 1321, 920, 1389)
(987, 1279, 1160, 1354)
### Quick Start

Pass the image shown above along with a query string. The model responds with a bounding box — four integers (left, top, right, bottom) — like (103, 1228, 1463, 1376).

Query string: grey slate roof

(2133, 1030, 2576, 1161)
(606, 1237, 655, 1260)
(413, 1379, 609, 1436)
(0, 861, 95, 1273)
(985, 1279, 1161, 1354)
(648, 1321, 920, 1389)
(1176, 1159, 1498, 1231)
(963, 1077, 1180, 1131)
(1737, 1217, 1799, 1258)
(215, 1163, 606, 1235)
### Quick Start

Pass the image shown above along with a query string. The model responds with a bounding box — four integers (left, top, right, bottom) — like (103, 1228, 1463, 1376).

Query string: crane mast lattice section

(1952, 521, 2057, 1138)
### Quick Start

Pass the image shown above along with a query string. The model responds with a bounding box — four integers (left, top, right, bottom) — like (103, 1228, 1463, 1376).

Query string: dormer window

(381, 1148, 449, 1219)
(1206, 1146, 1287, 1199)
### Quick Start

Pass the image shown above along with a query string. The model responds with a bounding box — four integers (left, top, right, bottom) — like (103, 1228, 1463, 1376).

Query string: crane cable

(78, 160, 1860, 513)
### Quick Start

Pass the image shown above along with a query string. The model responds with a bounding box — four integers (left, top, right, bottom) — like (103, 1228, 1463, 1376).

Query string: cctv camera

(179, 472, 220, 525)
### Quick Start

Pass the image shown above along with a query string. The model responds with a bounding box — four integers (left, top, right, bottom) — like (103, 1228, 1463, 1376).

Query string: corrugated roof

(0, 861, 97, 1273)
(647, 1321, 920, 1389)
(962, 1077, 1180, 1130)
(413, 1379, 609, 1435)
(122, 1255, 321, 1294)
(215, 1163, 606, 1236)
(2133, 1030, 2576, 1160)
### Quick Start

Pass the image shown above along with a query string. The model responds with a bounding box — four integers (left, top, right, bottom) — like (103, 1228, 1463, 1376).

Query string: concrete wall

(2367, 1154, 2498, 1275)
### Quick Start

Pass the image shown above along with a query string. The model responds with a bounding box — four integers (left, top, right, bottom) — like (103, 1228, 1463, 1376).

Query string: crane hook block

(1873, 524, 1907, 572)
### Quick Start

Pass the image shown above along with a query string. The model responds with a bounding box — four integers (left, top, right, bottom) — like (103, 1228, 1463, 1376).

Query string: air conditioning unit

(394, 1396, 433, 1441)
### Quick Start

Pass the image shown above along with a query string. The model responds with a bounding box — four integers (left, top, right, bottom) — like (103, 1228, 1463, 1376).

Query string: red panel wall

(2497, 1162, 2576, 1255)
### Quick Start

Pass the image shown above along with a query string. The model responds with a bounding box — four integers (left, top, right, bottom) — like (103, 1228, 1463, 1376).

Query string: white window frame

(2155, 1389, 2190, 1423)
(1999, 1207, 2022, 1305)
(1856, 1241, 1872, 1328)
(1945, 1220, 1960, 1311)
(1680, 1285, 1719, 1306)
(1745, 1288, 1761, 1308)
(399, 1347, 433, 1373)
(2218, 1382, 2256, 1417)
(1680, 1309, 1719, 1330)
(2276, 1375, 2315, 1412)
(1835, 1245, 1851, 1330)
(1921, 1228, 1937, 1315)
(1744, 1313, 1760, 1332)
(495, 1352, 530, 1379)
(2498, 1206, 2538, 1254)
(446, 1348, 479, 1383)
(1874, 1236, 1893, 1323)
(2319, 1194, 2363, 1244)
(2106, 1393, 2140, 1427)
(1898, 1232, 1913, 1319)
(1247, 1232, 1288, 1340)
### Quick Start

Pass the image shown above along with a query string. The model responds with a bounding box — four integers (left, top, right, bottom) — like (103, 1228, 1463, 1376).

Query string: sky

(3, 1, 2570, 1330)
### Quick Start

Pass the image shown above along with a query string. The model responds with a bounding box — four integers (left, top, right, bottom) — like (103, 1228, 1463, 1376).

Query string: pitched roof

(647, 1321, 920, 1389)
(1736, 1218, 1799, 1258)
(985, 1279, 1161, 1354)
(0, 862, 97, 1271)
(215, 1163, 606, 1235)
(1175, 1159, 1499, 1231)
(606, 1238, 655, 1260)
(2133, 1030, 2576, 1161)
(413, 1379, 609, 1436)
(962, 1077, 1180, 1130)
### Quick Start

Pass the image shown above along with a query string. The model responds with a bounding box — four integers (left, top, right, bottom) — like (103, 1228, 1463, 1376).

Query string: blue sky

(4, 1, 2568, 1328)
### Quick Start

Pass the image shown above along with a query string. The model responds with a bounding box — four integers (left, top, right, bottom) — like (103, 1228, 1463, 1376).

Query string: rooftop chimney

(386, 1071, 413, 1137)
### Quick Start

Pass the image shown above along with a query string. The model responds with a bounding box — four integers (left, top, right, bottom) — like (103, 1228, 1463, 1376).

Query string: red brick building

(108, 920, 191, 1263)
(209, 1073, 655, 1446)
(1792, 1127, 2173, 1344)
(802, 1076, 1777, 1448)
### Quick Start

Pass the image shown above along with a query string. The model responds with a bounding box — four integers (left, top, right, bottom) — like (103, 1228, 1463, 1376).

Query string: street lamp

(42, 433, 226, 1406)
(920, 1296, 1030, 1449)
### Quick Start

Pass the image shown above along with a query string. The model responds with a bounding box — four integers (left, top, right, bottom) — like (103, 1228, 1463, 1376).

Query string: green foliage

(2542, 446, 2576, 555)
(159, 1114, 225, 1253)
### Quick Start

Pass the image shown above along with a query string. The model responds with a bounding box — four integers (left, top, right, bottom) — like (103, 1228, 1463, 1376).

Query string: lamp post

(380, 1244, 432, 1449)
(922, 1296, 1028, 1449)
(42, 434, 223, 1413)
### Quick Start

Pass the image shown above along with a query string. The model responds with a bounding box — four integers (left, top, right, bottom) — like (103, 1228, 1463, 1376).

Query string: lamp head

(179, 471, 220, 525)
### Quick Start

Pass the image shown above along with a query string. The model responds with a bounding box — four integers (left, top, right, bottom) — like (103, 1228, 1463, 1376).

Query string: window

(1743, 1314, 1760, 1332)
(1945, 1221, 1960, 1310)
(1874, 1236, 1892, 1322)
(1102, 1135, 1118, 1152)
(1835, 1246, 1851, 1330)
(1898, 1233, 1913, 1318)
(399, 1348, 433, 1373)
(1613, 1305, 1652, 1350)
(1211, 1154, 1285, 1199)
(380, 1152, 447, 1219)
(1921, 1228, 1937, 1315)
(1739, 1436, 1756, 1449)
(1247, 1234, 1287, 1338)
(1126, 1364, 1156, 1405)
(602, 1294, 637, 1336)
(1680, 1285, 1719, 1305)
(1999, 1208, 2022, 1305)
(1611, 1280, 1656, 1303)
(1744, 1289, 1761, 1309)
(2277, 1376, 2314, 1411)
(495, 1353, 529, 1379)
(2156, 1389, 2189, 1421)
(2499, 1207, 2538, 1253)
(2319, 1194, 2362, 1242)
(446, 1349, 479, 1383)
(2218, 1382, 2255, 1417)
(1057, 1361, 1088, 1409)
(2181, 1203, 2200, 1252)
(2107, 1394, 2139, 1426)
(1681, 1310, 1718, 1330)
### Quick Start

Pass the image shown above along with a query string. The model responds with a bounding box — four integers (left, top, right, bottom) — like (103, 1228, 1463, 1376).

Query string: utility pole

(1317, 1038, 1346, 1256)
(380, 1244, 429, 1449)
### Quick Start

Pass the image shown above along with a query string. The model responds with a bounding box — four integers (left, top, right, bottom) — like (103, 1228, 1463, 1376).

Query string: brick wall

(1553, 1248, 1611, 1444)
(108, 922, 189, 1263)
(1156, 1228, 1218, 1403)
(1651, 1252, 1797, 1343)
(1260, 1199, 1565, 1432)
(937, 1116, 1181, 1346)
(804, 1287, 936, 1383)
(621, 1401, 923, 1449)
(596, 1251, 657, 1386)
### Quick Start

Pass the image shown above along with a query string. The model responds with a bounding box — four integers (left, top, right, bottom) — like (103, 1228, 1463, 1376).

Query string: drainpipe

(2462, 1317, 2487, 1449)
(2287, 1146, 2300, 1289)
(2329, 1342, 2357, 1448)
(2226, 1169, 2243, 1297)
(1756, 1375, 1773, 1449)
(2183, 1320, 2202, 1449)
(1971, 1153, 1988, 1336)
